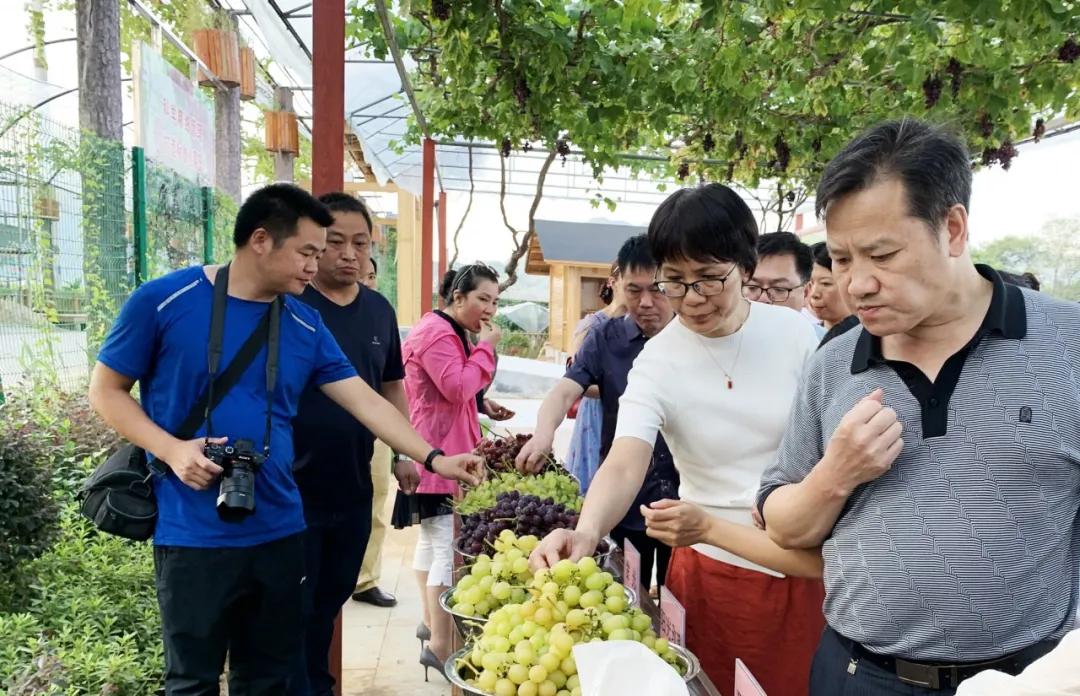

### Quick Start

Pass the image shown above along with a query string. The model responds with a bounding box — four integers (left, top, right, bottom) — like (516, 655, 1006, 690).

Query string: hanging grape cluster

(982, 140, 1019, 170)
(702, 132, 715, 153)
(978, 113, 994, 138)
(772, 134, 790, 172)
(945, 58, 964, 97)
(1059, 37, 1080, 63)
(555, 139, 571, 164)
(922, 75, 943, 108)
(431, 0, 451, 21)
(676, 162, 690, 180)
(515, 75, 531, 109)
(1033, 118, 1046, 143)
(501, 138, 512, 158)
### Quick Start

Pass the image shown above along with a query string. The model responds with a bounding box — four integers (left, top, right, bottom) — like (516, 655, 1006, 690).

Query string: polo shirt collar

(851, 264, 1027, 374)
(622, 314, 647, 342)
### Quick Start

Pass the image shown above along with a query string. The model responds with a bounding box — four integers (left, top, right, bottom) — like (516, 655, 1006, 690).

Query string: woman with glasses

(392, 263, 501, 681)
(529, 184, 825, 694)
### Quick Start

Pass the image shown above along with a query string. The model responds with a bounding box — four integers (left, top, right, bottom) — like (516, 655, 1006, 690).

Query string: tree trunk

(76, 0, 125, 361)
(76, 0, 123, 142)
(215, 88, 242, 199)
(213, 15, 243, 199)
(500, 151, 556, 291)
(273, 87, 295, 182)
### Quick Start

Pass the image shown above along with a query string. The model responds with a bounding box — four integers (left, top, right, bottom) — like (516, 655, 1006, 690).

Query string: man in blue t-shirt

(89, 183, 483, 695)
(288, 193, 416, 695)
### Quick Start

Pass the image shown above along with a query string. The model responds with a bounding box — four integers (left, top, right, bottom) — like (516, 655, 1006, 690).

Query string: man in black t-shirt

(289, 193, 417, 696)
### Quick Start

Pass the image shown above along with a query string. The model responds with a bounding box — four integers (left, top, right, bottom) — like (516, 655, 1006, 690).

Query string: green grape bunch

(451, 541, 684, 696)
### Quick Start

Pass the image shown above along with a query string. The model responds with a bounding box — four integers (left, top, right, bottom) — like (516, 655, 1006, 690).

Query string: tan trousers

(356, 439, 392, 592)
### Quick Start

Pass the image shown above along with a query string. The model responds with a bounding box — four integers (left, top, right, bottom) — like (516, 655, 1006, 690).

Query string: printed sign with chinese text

(134, 42, 215, 185)
(659, 586, 686, 647)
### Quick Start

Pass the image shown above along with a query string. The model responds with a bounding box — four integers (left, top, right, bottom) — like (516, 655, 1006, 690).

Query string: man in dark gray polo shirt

(758, 119, 1080, 695)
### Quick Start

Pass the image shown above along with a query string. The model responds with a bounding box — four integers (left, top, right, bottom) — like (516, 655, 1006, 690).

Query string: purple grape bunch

(460, 490, 579, 555)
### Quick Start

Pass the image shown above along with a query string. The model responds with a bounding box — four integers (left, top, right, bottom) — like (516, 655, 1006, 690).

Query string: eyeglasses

(654, 266, 737, 298)
(741, 283, 805, 303)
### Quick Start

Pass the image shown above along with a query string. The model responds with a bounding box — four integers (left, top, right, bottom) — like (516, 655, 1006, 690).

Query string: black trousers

(288, 505, 372, 696)
(609, 525, 672, 591)
(154, 533, 305, 696)
(810, 627, 1058, 696)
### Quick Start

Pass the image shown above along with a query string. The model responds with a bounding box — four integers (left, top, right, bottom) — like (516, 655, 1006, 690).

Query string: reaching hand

(484, 399, 516, 421)
(432, 453, 486, 486)
(528, 528, 599, 571)
(162, 437, 227, 491)
(515, 432, 553, 474)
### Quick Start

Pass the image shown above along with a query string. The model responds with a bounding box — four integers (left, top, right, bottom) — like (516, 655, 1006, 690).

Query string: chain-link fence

(0, 100, 236, 397)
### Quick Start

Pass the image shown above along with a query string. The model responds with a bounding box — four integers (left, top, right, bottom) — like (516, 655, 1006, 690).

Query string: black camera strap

(191, 264, 280, 458)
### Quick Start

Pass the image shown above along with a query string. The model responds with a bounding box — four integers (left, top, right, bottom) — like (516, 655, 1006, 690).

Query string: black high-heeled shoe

(416, 622, 431, 650)
(419, 646, 449, 683)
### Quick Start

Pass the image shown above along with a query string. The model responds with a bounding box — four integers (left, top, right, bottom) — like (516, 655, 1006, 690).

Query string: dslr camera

(205, 439, 265, 522)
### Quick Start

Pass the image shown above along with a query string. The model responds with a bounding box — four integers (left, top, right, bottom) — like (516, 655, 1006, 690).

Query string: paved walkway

(341, 496, 451, 696)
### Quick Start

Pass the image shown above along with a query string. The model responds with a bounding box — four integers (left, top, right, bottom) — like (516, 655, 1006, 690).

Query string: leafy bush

(1, 385, 124, 498)
(0, 510, 163, 695)
(0, 426, 61, 612)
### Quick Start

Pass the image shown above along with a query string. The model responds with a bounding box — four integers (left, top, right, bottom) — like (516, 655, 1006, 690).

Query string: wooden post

(312, 3, 346, 691)
(396, 190, 422, 326)
(438, 190, 447, 279)
(312, 0, 345, 196)
(273, 87, 296, 182)
(212, 18, 242, 200)
(421, 138, 436, 317)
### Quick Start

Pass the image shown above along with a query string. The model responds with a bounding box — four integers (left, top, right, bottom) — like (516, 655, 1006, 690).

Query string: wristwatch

(423, 448, 445, 473)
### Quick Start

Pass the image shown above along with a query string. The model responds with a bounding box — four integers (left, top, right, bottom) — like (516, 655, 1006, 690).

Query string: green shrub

(0, 509, 163, 695)
(1, 385, 124, 498)
(0, 428, 61, 611)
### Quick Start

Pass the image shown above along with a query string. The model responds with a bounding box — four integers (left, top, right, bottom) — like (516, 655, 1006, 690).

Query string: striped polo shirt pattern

(759, 266, 1080, 662)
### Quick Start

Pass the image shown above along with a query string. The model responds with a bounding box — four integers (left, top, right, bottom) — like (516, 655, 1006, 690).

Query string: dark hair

(816, 118, 972, 232)
(998, 269, 1040, 291)
(440, 263, 499, 303)
(616, 234, 658, 275)
(811, 242, 832, 271)
(318, 191, 374, 232)
(647, 184, 758, 276)
(599, 260, 618, 305)
(757, 232, 813, 283)
(234, 183, 334, 248)
(369, 256, 378, 275)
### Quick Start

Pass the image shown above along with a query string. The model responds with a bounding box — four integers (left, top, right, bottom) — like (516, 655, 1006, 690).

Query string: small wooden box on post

(192, 28, 240, 86)
(264, 111, 299, 154)
(239, 46, 256, 101)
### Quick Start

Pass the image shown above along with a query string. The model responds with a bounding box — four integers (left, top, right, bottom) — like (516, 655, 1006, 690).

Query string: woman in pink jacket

(392, 263, 501, 680)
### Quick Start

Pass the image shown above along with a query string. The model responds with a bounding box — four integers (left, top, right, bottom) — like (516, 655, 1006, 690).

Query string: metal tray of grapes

(440, 583, 639, 643)
(454, 536, 616, 564)
(444, 642, 701, 693)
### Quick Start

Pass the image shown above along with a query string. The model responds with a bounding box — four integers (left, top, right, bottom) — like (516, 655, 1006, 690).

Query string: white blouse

(615, 301, 818, 576)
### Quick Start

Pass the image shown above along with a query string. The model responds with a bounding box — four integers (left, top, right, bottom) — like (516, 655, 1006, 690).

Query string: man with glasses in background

(744, 232, 824, 338)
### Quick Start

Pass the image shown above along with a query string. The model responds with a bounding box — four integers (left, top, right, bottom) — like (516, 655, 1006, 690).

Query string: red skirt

(665, 546, 825, 696)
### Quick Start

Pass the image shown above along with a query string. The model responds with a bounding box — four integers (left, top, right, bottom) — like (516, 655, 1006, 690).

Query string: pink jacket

(402, 311, 496, 495)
